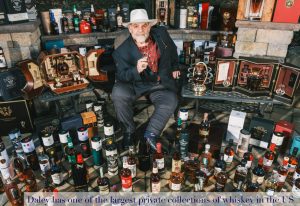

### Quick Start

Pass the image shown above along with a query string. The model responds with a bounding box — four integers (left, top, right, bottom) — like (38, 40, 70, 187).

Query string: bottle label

(246, 160, 252, 169)
(122, 186, 132, 192)
(277, 174, 287, 183)
(51, 173, 62, 184)
(104, 126, 114, 136)
(179, 110, 188, 121)
(214, 167, 222, 177)
(99, 185, 110, 195)
(172, 159, 181, 173)
(199, 130, 209, 136)
(0, 167, 11, 179)
(127, 164, 136, 178)
(223, 154, 233, 164)
(106, 149, 117, 157)
(156, 158, 164, 170)
(0, 56, 7, 68)
(42, 135, 54, 147)
(215, 182, 225, 190)
(266, 188, 275, 196)
(170, 182, 181, 191)
(0, 149, 9, 168)
(271, 134, 283, 146)
(59, 133, 68, 144)
(121, 176, 132, 190)
(252, 174, 264, 184)
(39, 160, 50, 173)
(78, 131, 88, 142)
(293, 171, 300, 180)
(263, 157, 273, 167)
(91, 140, 102, 151)
(288, 164, 297, 173)
(21, 139, 35, 153)
(151, 182, 161, 193)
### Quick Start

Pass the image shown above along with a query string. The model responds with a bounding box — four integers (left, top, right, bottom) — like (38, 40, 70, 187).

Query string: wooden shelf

(236, 20, 300, 31)
(40, 28, 233, 43)
(0, 19, 40, 33)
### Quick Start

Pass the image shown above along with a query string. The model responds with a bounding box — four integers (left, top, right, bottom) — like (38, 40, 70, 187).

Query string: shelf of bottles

(1, 105, 300, 205)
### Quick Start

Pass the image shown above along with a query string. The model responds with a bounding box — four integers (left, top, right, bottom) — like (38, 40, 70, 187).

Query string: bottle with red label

(150, 161, 161, 193)
(90, 4, 97, 32)
(153, 142, 165, 172)
(77, 127, 91, 158)
(80, 19, 91, 34)
(287, 147, 299, 180)
(120, 156, 132, 192)
(243, 144, 254, 170)
(20, 135, 39, 171)
(277, 156, 289, 191)
(224, 139, 235, 166)
(263, 143, 276, 173)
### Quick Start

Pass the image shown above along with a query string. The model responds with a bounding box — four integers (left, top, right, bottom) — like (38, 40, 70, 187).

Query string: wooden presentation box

(273, 64, 300, 105)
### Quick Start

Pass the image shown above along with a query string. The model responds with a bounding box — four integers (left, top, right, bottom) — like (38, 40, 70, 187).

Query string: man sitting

(111, 9, 180, 151)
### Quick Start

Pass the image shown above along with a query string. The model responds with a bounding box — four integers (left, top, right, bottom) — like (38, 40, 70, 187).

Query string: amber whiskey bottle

(72, 153, 88, 192)
(169, 167, 183, 192)
(127, 146, 137, 179)
(233, 159, 248, 187)
(151, 161, 161, 193)
(215, 166, 228, 192)
(120, 156, 132, 192)
(97, 166, 110, 195)
(20, 135, 39, 171)
(4, 178, 23, 206)
(153, 143, 165, 172)
(263, 143, 276, 173)
(224, 139, 235, 166)
(251, 157, 265, 185)
(199, 113, 210, 139)
(277, 156, 289, 191)
(243, 144, 254, 170)
(288, 147, 299, 179)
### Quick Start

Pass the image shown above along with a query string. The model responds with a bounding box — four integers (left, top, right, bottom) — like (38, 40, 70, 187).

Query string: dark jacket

(112, 26, 179, 95)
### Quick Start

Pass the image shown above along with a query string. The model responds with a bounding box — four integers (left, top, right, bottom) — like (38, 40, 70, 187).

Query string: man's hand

(172, 70, 181, 79)
(137, 57, 148, 73)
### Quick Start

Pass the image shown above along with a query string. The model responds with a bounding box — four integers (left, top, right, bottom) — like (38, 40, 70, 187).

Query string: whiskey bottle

(245, 181, 259, 192)
(61, 14, 69, 33)
(41, 132, 57, 161)
(72, 153, 88, 192)
(0, 46, 7, 69)
(233, 159, 248, 187)
(172, 146, 181, 173)
(169, 167, 183, 192)
(175, 118, 182, 140)
(104, 122, 115, 142)
(8, 129, 24, 157)
(120, 156, 132, 192)
(199, 113, 210, 139)
(215, 166, 228, 192)
(65, 135, 76, 164)
(224, 139, 235, 166)
(138, 140, 151, 172)
(277, 156, 289, 191)
(103, 9, 111, 32)
(97, 166, 110, 194)
(50, 11, 59, 35)
(4, 178, 23, 206)
(20, 135, 39, 171)
(23, 166, 37, 192)
(251, 157, 265, 185)
(293, 156, 300, 182)
(73, 5, 80, 32)
(153, 142, 165, 172)
(37, 146, 50, 177)
(151, 161, 161, 193)
(199, 144, 212, 168)
(191, 9, 198, 29)
(9, 150, 25, 181)
(263, 143, 276, 173)
(288, 147, 299, 179)
(0, 140, 10, 179)
(232, 181, 244, 192)
(50, 158, 64, 186)
(77, 127, 91, 158)
(116, 4, 124, 29)
(194, 170, 206, 192)
(90, 4, 97, 32)
(243, 144, 254, 170)
(214, 153, 226, 178)
(58, 130, 69, 156)
(91, 136, 103, 166)
(42, 178, 55, 192)
(105, 139, 118, 176)
(179, 130, 189, 159)
(127, 146, 137, 179)
(270, 132, 284, 149)
(265, 170, 278, 196)
(158, 1, 166, 26)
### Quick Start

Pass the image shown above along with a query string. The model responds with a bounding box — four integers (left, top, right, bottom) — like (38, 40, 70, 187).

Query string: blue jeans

(111, 81, 178, 136)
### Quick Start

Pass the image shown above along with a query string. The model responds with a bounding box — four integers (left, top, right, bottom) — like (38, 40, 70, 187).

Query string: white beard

(133, 34, 149, 44)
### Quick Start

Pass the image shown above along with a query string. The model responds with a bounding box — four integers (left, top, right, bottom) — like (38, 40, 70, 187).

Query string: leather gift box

(235, 57, 277, 97)
(273, 0, 300, 23)
(213, 57, 238, 92)
(272, 64, 300, 105)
